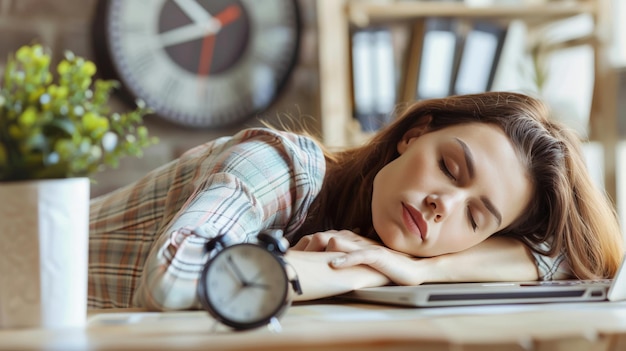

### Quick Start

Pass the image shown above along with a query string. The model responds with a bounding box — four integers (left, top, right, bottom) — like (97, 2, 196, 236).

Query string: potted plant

(0, 44, 157, 329)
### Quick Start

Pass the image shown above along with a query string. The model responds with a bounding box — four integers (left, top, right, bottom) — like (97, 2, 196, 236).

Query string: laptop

(341, 255, 626, 307)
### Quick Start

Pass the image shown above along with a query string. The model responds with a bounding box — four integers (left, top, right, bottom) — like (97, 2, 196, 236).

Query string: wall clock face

(95, 0, 300, 128)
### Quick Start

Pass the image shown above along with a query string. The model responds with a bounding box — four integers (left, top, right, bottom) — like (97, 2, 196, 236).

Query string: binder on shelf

(415, 18, 462, 100)
(453, 21, 508, 95)
(352, 28, 396, 132)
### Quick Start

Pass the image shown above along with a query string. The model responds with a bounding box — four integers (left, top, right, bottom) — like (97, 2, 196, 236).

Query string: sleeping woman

(88, 92, 624, 310)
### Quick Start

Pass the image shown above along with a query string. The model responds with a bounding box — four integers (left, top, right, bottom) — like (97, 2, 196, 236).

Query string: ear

(397, 115, 432, 155)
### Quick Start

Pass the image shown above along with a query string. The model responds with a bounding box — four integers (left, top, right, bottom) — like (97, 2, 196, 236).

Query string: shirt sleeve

(132, 129, 325, 310)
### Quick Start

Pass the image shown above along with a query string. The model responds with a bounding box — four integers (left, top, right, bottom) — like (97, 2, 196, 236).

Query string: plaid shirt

(88, 128, 325, 309)
(88, 128, 569, 310)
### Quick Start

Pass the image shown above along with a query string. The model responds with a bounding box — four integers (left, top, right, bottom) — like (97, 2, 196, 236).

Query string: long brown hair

(298, 91, 623, 279)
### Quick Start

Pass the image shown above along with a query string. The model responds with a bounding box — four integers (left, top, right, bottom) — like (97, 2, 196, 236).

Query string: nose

(425, 192, 462, 222)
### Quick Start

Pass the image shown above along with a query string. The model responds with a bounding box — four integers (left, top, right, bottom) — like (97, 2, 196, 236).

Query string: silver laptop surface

(342, 255, 626, 307)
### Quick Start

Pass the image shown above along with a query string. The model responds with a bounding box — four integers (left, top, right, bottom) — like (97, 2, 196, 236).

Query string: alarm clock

(197, 230, 302, 330)
(92, 0, 301, 128)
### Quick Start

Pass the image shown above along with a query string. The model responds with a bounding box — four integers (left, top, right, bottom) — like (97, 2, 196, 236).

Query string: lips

(402, 203, 428, 240)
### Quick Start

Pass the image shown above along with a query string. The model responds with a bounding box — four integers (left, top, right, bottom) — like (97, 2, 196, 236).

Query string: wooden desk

(1, 300, 626, 350)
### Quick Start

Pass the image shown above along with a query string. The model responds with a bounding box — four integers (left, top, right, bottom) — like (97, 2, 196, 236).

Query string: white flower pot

(0, 178, 89, 329)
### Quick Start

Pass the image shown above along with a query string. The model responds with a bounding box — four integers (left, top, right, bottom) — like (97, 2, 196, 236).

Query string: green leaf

(42, 117, 76, 138)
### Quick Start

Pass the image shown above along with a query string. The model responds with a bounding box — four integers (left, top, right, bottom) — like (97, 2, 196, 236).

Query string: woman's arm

(410, 236, 540, 283)
(285, 250, 389, 301)
(333, 236, 539, 285)
(131, 130, 326, 310)
(294, 231, 540, 289)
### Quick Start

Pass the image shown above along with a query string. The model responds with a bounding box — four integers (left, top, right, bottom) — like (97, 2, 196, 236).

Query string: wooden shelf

(349, 2, 596, 27)
(317, 0, 607, 149)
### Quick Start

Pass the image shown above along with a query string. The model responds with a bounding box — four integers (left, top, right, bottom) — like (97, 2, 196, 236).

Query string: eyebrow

(454, 138, 503, 227)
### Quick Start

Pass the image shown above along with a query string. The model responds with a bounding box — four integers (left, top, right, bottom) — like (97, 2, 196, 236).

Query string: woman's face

(371, 122, 532, 257)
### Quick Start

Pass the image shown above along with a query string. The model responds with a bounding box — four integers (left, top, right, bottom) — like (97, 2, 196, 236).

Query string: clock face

(98, 0, 300, 128)
(200, 243, 289, 329)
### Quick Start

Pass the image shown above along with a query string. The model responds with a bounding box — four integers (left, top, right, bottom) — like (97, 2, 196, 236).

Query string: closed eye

(439, 158, 456, 181)
(466, 207, 478, 231)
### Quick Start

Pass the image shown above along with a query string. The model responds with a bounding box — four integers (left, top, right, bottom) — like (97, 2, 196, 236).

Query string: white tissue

(0, 178, 89, 329)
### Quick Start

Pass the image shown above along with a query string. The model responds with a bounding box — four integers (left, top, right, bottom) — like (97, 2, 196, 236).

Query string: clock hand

(197, 33, 216, 77)
(159, 23, 218, 48)
(160, 4, 239, 50)
(223, 284, 246, 307)
(214, 5, 241, 27)
(246, 270, 272, 290)
(195, 4, 241, 76)
(172, 0, 215, 25)
(247, 282, 271, 290)
(226, 255, 250, 286)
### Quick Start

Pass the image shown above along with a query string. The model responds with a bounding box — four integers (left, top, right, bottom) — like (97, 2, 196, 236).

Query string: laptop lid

(342, 254, 626, 307)
(608, 253, 626, 301)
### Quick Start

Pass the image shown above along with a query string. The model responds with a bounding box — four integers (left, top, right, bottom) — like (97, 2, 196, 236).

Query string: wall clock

(92, 0, 301, 128)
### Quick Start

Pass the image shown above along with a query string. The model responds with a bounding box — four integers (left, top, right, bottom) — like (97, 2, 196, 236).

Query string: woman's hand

(292, 232, 539, 287)
(330, 246, 427, 286)
(292, 230, 378, 252)
(284, 249, 389, 301)
(292, 230, 426, 286)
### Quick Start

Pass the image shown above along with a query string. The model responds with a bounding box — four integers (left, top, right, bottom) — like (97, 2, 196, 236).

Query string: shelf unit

(316, 0, 619, 200)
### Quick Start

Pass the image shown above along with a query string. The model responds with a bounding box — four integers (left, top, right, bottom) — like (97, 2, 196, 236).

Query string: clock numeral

(251, 29, 297, 67)
(228, 75, 252, 100)
(252, 49, 281, 68)
(128, 54, 156, 79)
(161, 76, 183, 103)
(110, 0, 160, 35)
(118, 22, 151, 35)
(201, 84, 222, 111)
